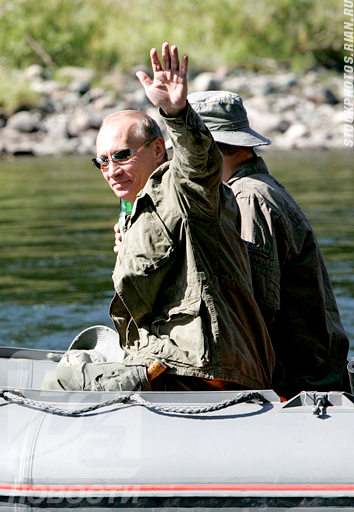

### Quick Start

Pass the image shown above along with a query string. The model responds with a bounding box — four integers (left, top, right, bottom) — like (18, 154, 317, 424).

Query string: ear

(153, 137, 167, 164)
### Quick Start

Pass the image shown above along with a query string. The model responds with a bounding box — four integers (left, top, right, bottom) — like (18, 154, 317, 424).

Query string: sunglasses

(92, 140, 154, 170)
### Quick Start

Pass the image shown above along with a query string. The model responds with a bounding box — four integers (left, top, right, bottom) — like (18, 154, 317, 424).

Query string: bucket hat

(58, 325, 125, 367)
(166, 91, 271, 149)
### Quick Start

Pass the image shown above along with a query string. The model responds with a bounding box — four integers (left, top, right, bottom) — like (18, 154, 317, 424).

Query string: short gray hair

(99, 110, 167, 161)
(101, 110, 163, 141)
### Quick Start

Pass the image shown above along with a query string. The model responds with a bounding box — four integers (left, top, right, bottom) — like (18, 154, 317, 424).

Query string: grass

(0, 67, 42, 114)
(0, 0, 344, 72)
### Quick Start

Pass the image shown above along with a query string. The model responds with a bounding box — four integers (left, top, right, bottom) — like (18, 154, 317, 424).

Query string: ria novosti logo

(344, 0, 354, 147)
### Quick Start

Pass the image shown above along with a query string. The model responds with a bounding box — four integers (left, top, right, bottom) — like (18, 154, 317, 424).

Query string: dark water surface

(1, 150, 353, 356)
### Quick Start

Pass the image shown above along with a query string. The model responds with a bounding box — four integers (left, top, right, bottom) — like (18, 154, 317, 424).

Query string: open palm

(136, 43, 188, 117)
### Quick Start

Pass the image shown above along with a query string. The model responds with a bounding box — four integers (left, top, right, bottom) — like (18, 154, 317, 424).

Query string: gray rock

(0, 109, 7, 128)
(276, 119, 291, 133)
(42, 114, 69, 139)
(293, 137, 322, 149)
(214, 66, 230, 80)
(190, 72, 222, 92)
(220, 76, 249, 95)
(6, 111, 42, 133)
(25, 64, 45, 80)
(303, 86, 339, 105)
(31, 80, 66, 95)
(5, 142, 35, 156)
(33, 135, 80, 156)
(39, 98, 56, 114)
(283, 122, 309, 139)
(272, 73, 298, 92)
(77, 129, 98, 154)
(94, 95, 117, 111)
(56, 66, 95, 83)
(327, 77, 344, 101)
(67, 110, 103, 137)
(81, 88, 106, 104)
(2, 67, 346, 154)
(245, 106, 287, 136)
(301, 71, 319, 86)
(67, 80, 91, 95)
(272, 95, 299, 113)
(307, 104, 337, 129)
(1, 128, 43, 155)
(123, 88, 150, 109)
(87, 112, 104, 130)
(249, 75, 276, 96)
(310, 128, 334, 144)
(67, 111, 91, 137)
(61, 92, 82, 108)
(324, 133, 344, 148)
(274, 123, 310, 148)
(293, 100, 316, 124)
(122, 76, 143, 94)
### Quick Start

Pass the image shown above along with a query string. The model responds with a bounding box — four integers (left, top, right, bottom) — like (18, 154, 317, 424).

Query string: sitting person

(185, 90, 349, 398)
(42, 44, 274, 392)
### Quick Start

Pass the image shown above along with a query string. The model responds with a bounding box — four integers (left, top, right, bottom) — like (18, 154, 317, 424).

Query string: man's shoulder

(232, 168, 310, 229)
(230, 169, 286, 203)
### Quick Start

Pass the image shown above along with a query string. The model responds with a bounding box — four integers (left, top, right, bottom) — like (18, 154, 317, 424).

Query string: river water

(1, 150, 353, 357)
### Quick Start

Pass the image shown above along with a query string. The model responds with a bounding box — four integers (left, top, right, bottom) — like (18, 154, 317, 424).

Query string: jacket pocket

(125, 205, 175, 275)
(150, 297, 210, 367)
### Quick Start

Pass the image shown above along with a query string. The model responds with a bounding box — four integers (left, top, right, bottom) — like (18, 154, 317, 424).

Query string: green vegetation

(0, 0, 344, 73)
(0, 67, 42, 113)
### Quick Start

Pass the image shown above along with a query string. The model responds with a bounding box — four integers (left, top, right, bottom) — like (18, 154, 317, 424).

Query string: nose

(106, 160, 123, 178)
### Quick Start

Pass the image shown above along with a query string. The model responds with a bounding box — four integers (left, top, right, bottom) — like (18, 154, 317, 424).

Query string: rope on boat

(128, 392, 265, 415)
(0, 390, 264, 417)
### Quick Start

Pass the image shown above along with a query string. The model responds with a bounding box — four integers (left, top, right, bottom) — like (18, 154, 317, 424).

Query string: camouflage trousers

(41, 362, 151, 392)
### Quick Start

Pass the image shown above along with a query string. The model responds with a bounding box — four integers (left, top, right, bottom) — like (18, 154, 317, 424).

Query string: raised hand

(136, 42, 188, 117)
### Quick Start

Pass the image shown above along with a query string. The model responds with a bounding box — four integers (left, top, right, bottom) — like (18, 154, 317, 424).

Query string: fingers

(162, 42, 171, 70)
(170, 45, 180, 72)
(180, 53, 189, 79)
(145, 43, 187, 77)
(158, 42, 186, 73)
(114, 238, 122, 253)
(150, 47, 163, 74)
(137, 42, 188, 114)
(136, 70, 152, 89)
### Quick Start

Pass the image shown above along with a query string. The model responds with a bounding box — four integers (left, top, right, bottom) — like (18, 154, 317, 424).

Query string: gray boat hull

(0, 346, 353, 510)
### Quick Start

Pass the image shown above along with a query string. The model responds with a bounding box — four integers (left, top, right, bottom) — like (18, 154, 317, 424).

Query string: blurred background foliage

(0, 0, 344, 73)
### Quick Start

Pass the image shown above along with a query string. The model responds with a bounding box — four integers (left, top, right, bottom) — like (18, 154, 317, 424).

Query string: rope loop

(0, 389, 265, 417)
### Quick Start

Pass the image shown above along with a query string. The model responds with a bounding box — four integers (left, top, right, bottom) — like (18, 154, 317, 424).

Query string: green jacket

(110, 104, 274, 389)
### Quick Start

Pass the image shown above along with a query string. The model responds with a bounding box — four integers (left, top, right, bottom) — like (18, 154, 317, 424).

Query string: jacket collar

(228, 156, 269, 184)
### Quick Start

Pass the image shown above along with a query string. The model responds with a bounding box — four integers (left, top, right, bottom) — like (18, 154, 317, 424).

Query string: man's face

(96, 115, 159, 203)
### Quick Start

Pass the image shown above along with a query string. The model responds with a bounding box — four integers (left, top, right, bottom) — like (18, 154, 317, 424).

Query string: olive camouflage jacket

(110, 104, 274, 389)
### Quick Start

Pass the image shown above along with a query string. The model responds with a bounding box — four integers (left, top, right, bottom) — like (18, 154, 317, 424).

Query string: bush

(0, 0, 344, 72)
(0, 67, 42, 114)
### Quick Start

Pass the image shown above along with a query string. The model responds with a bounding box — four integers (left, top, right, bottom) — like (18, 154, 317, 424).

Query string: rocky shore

(0, 64, 347, 157)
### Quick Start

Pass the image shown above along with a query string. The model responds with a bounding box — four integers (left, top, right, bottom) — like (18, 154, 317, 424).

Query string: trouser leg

(41, 362, 151, 391)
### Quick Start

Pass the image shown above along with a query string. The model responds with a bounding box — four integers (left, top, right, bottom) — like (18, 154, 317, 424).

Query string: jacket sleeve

(162, 102, 223, 221)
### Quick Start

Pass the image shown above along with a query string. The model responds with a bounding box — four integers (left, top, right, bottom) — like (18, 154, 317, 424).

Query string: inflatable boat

(1, 345, 354, 511)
